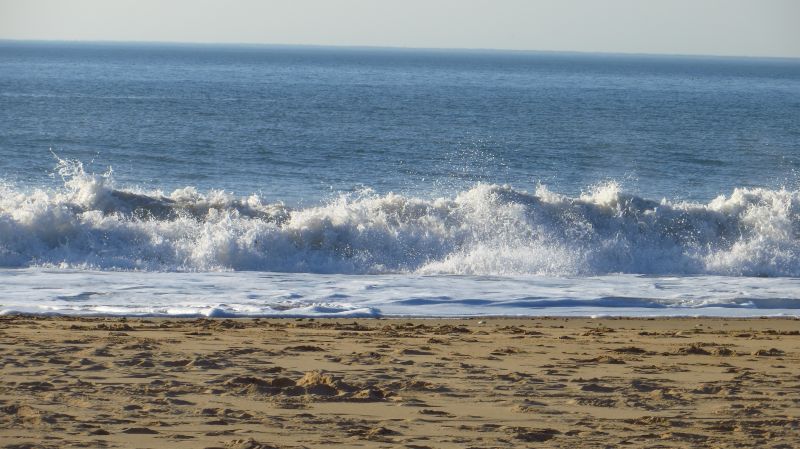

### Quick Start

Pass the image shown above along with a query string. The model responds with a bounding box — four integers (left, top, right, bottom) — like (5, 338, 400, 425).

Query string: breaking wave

(1, 158, 798, 276)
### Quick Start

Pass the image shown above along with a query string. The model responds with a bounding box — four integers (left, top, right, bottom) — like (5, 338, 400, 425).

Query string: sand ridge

(0, 316, 798, 448)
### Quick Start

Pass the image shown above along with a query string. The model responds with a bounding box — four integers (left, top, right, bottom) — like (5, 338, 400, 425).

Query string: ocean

(1, 41, 799, 317)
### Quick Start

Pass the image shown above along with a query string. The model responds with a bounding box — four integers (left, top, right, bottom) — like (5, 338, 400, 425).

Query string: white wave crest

(1, 159, 798, 276)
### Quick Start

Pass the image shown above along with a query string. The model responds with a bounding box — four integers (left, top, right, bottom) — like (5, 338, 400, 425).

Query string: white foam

(0, 269, 797, 317)
(1, 158, 799, 277)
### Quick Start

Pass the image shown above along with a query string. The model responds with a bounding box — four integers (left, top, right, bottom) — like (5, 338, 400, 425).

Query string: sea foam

(1, 158, 798, 277)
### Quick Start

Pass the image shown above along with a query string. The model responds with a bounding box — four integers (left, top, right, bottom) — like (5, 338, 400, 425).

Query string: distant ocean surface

(1, 41, 799, 317)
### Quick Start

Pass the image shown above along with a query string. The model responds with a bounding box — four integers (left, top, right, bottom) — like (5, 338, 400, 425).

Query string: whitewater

(1, 158, 799, 317)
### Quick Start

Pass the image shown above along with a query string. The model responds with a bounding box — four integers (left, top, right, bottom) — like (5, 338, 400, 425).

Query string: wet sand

(1, 316, 798, 448)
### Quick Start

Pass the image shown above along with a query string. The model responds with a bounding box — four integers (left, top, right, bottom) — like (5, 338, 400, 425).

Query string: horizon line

(2, 38, 799, 61)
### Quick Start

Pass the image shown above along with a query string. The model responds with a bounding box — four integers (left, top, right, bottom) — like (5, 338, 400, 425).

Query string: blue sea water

(1, 41, 799, 317)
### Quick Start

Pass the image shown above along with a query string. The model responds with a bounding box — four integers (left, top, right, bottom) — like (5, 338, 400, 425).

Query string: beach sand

(1, 316, 798, 448)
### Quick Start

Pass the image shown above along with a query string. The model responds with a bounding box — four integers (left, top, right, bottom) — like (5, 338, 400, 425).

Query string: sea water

(1, 41, 799, 317)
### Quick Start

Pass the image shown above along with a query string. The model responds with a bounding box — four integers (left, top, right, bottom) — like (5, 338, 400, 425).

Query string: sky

(1, 0, 798, 58)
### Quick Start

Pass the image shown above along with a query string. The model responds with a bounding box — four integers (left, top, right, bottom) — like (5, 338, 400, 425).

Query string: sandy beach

(1, 316, 798, 448)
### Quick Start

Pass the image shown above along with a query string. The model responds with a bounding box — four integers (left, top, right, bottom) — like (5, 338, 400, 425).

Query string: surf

(1, 158, 798, 277)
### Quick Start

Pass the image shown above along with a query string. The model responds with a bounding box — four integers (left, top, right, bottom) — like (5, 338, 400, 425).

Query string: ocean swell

(1, 159, 798, 276)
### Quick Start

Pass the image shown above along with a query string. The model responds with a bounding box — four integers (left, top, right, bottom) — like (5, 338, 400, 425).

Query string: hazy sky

(1, 0, 798, 57)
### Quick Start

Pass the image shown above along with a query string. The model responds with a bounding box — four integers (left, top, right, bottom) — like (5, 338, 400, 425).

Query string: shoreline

(2, 316, 798, 448)
(3, 312, 799, 319)
(4, 313, 800, 319)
